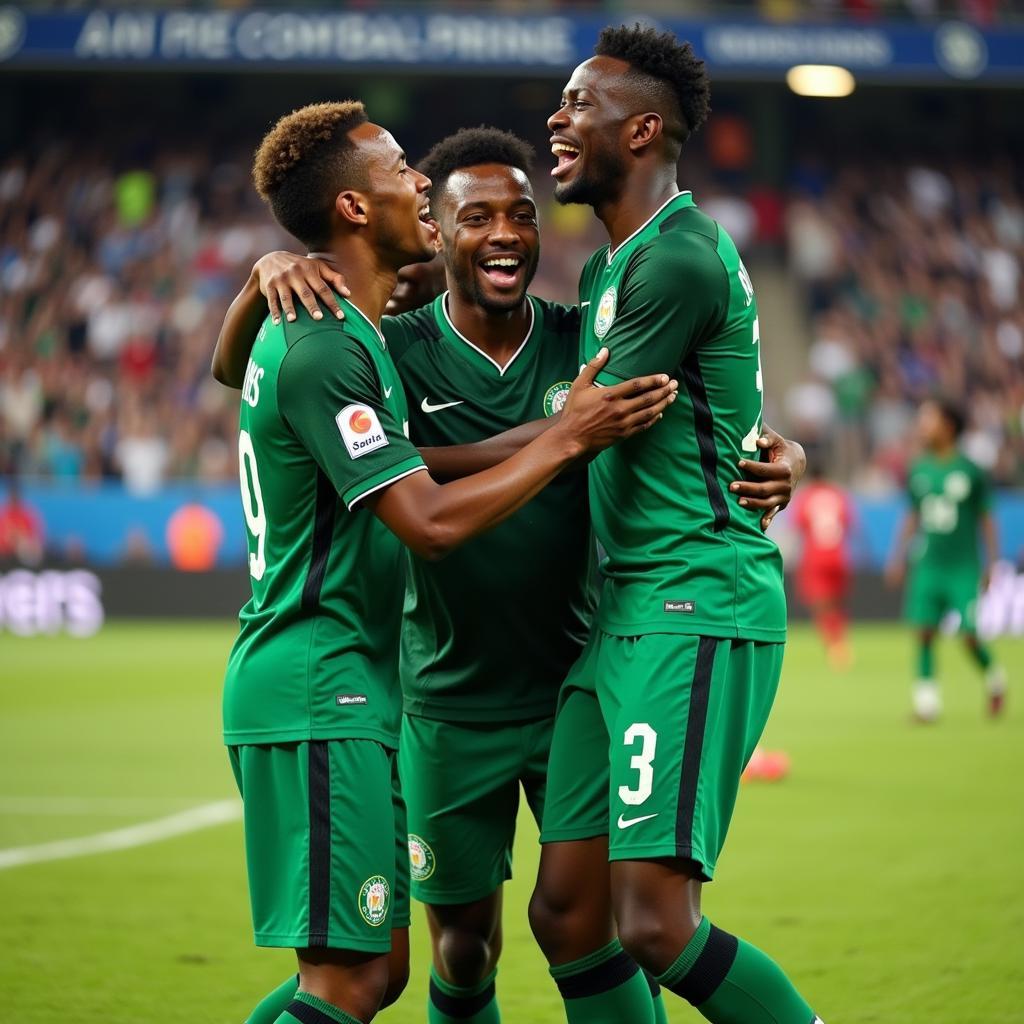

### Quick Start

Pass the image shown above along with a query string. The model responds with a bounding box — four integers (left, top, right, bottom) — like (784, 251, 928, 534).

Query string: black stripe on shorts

(307, 741, 331, 947)
(680, 354, 730, 533)
(675, 636, 718, 860)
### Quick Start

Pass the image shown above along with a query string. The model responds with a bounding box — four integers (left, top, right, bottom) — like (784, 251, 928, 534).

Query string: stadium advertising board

(2, 8, 1023, 81)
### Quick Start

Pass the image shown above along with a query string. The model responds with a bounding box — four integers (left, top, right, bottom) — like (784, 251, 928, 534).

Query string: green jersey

(578, 191, 786, 642)
(223, 299, 426, 747)
(383, 293, 596, 723)
(907, 452, 991, 570)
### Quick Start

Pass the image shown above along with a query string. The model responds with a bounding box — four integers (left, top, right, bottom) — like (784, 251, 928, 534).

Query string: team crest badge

(594, 286, 617, 338)
(358, 875, 390, 927)
(408, 834, 436, 881)
(543, 381, 573, 418)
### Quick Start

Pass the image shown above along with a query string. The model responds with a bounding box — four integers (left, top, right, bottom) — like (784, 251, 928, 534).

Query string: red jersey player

(792, 461, 855, 669)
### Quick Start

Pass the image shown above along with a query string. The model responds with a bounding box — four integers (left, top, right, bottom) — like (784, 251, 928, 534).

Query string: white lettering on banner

(976, 561, 1024, 638)
(705, 26, 892, 67)
(0, 570, 104, 637)
(75, 11, 157, 59)
(159, 12, 232, 60)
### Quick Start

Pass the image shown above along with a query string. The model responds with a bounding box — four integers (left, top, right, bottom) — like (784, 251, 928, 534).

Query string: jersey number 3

(741, 316, 763, 453)
(238, 430, 267, 581)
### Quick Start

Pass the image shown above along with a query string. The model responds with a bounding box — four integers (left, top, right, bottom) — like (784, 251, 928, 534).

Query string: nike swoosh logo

(617, 812, 658, 830)
(383, 385, 393, 399)
(421, 398, 465, 414)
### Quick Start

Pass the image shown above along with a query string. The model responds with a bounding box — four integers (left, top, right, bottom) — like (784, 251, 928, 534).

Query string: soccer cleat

(912, 682, 942, 723)
(742, 747, 790, 783)
(986, 666, 1007, 718)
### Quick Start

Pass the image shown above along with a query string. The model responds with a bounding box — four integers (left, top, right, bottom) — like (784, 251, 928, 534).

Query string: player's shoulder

(532, 295, 582, 342)
(278, 317, 374, 391)
(382, 301, 444, 363)
(626, 218, 726, 295)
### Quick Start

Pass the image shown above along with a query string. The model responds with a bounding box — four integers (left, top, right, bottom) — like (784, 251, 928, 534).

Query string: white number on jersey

(618, 723, 658, 806)
(238, 430, 267, 580)
(741, 316, 764, 452)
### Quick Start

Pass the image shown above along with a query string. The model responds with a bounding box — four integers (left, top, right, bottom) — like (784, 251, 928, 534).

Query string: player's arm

(211, 253, 350, 388)
(885, 511, 919, 588)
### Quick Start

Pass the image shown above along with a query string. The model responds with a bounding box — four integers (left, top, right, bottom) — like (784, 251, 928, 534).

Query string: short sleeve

(278, 328, 425, 511)
(595, 236, 729, 386)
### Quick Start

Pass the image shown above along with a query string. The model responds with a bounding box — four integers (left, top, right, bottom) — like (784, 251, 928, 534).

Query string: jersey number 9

(238, 430, 267, 581)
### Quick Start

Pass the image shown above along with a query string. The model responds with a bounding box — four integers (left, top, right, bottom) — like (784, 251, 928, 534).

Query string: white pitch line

(0, 799, 242, 871)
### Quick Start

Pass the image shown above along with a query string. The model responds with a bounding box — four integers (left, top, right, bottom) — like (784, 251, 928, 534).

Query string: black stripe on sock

(284, 999, 339, 1024)
(301, 469, 337, 611)
(555, 949, 639, 1000)
(675, 636, 718, 860)
(669, 924, 739, 1007)
(643, 968, 662, 998)
(681, 354, 730, 533)
(307, 742, 331, 947)
(428, 977, 496, 1018)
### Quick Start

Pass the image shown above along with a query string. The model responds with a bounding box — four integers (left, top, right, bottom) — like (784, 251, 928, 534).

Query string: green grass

(1, 622, 1021, 1023)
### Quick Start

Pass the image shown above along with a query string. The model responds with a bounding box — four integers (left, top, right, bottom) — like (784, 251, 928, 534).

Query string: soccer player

(791, 455, 855, 669)
(529, 25, 825, 1024)
(224, 101, 679, 1024)
(215, 125, 806, 1024)
(885, 397, 1006, 721)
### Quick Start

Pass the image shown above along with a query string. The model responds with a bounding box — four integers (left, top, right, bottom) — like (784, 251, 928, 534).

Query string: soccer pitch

(0, 622, 1020, 1023)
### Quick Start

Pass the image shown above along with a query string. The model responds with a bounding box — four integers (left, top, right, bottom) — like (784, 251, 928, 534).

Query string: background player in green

(224, 100, 680, 1024)
(530, 25, 825, 1024)
(216, 124, 805, 1024)
(886, 396, 1006, 722)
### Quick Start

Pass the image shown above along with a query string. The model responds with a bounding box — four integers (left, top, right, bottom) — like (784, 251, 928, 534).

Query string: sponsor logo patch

(336, 404, 388, 459)
(358, 875, 390, 927)
(407, 834, 436, 881)
(594, 286, 617, 338)
(543, 381, 573, 418)
(664, 600, 696, 614)
(335, 694, 368, 706)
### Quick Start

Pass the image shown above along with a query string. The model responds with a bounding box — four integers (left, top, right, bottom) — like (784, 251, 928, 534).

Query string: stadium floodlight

(785, 64, 856, 97)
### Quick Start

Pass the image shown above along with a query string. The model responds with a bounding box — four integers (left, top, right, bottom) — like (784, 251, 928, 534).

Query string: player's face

(437, 164, 540, 313)
(917, 401, 948, 448)
(547, 56, 633, 207)
(354, 123, 439, 265)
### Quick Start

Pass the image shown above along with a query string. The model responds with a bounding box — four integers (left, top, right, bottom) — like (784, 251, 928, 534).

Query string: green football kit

(223, 299, 425, 952)
(384, 293, 596, 904)
(540, 192, 788, 879)
(905, 452, 991, 631)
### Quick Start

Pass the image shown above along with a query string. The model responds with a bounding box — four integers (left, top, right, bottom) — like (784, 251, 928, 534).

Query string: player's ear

(336, 190, 370, 227)
(628, 113, 663, 154)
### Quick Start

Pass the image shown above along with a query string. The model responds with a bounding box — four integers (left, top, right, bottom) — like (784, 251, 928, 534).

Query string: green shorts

(906, 564, 981, 631)
(541, 631, 784, 881)
(398, 714, 551, 904)
(228, 739, 409, 952)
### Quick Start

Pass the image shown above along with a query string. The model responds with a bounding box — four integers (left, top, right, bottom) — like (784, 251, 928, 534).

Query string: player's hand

(730, 426, 807, 531)
(884, 560, 905, 589)
(253, 251, 350, 325)
(556, 348, 678, 456)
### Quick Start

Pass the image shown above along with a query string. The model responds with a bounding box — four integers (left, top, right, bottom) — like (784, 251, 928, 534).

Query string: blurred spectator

(0, 480, 44, 566)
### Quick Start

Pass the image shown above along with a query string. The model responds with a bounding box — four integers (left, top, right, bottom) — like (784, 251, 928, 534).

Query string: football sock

(656, 917, 816, 1024)
(274, 991, 362, 1024)
(428, 967, 500, 1023)
(965, 637, 993, 671)
(550, 939, 655, 1024)
(248, 975, 299, 1023)
(643, 970, 670, 1024)
(916, 638, 935, 680)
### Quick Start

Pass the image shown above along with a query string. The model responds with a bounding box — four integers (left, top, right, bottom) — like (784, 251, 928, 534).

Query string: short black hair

(253, 100, 368, 248)
(929, 395, 967, 437)
(595, 23, 710, 151)
(417, 126, 534, 202)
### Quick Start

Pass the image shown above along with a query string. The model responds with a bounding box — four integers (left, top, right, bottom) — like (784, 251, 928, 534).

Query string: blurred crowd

(1, 139, 1021, 495)
(787, 160, 1024, 488)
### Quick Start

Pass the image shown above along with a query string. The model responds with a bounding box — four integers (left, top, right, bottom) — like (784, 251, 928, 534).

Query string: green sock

(643, 971, 670, 1024)
(657, 917, 818, 1024)
(917, 637, 935, 680)
(428, 967, 500, 1023)
(247, 975, 298, 1024)
(550, 939, 655, 1024)
(274, 991, 362, 1024)
(966, 637, 993, 670)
